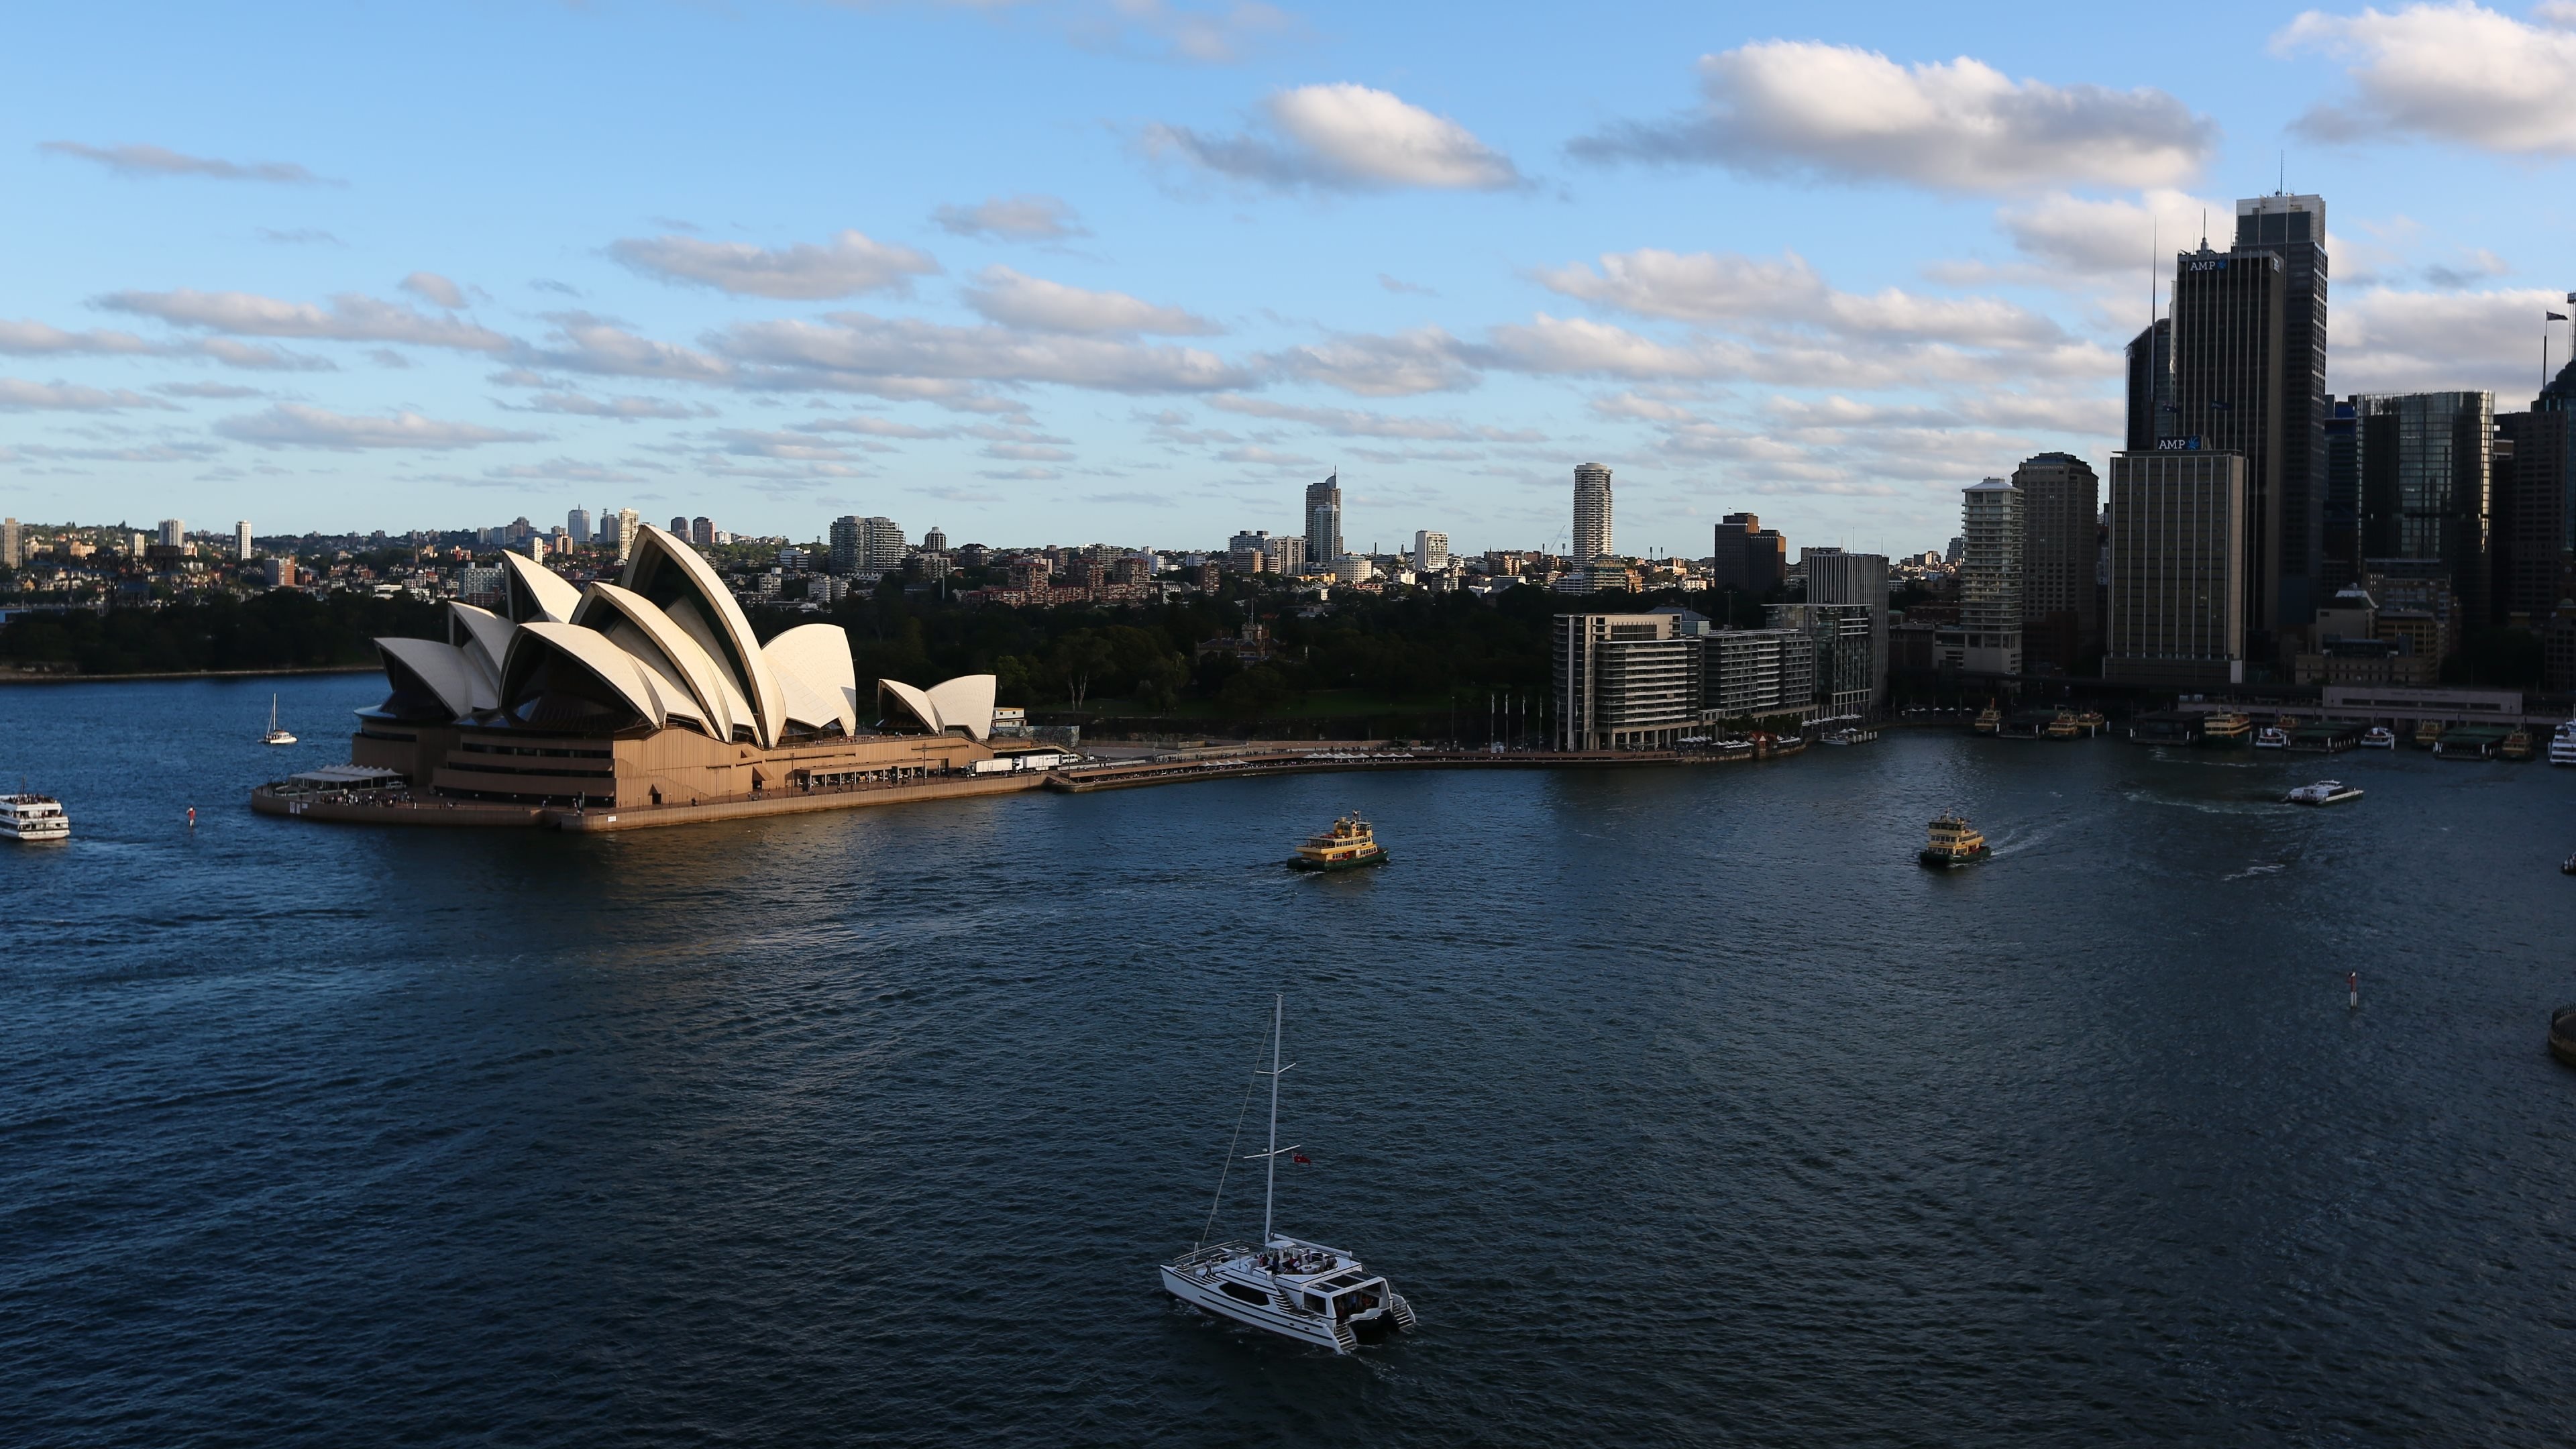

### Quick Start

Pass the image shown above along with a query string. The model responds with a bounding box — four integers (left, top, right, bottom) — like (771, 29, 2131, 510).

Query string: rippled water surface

(6, 675, 2576, 1447)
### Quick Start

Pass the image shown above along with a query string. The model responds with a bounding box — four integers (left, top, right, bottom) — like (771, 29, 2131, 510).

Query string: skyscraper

(1304, 472, 1343, 566)
(1957, 478, 2023, 675)
(568, 506, 592, 543)
(2125, 317, 2172, 452)
(669, 515, 689, 535)
(2106, 451, 2247, 686)
(1572, 463, 1613, 561)
(614, 508, 641, 562)
(2323, 396, 2360, 590)
(1413, 530, 1449, 573)
(234, 521, 252, 561)
(158, 518, 185, 548)
(1800, 547, 1888, 707)
(690, 516, 714, 547)
(2012, 453, 2100, 673)
(2170, 240, 2285, 645)
(2357, 390, 2494, 624)
(923, 526, 948, 554)
(2234, 193, 2329, 627)
(1711, 513, 1786, 594)
(1, 517, 19, 570)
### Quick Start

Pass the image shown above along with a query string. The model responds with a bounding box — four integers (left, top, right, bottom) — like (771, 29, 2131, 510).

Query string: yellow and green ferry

(1919, 814, 1991, 869)
(1291, 813, 1389, 872)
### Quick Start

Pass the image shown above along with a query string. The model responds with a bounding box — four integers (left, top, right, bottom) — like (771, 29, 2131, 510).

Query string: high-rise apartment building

(1413, 530, 1449, 574)
(1229, 529, 1271, 555)
(1768, 602, 1874, 719)
(615, 508, 641, 563)
(691, 517, 714, 547)
(158, 519, 185, 548)
(1572, 464, 1614, 561)
(923, 527, 948, 554)
(2234, 193, 2330, 625)
(1304, 473, 1343, 566)
(2493, 362, 2575, 621)
(1956, 478, 2024, 675)
(2171, 241, 2286, 643)
(1, 517, 19, 570)
(669, 515, 690, 535)
(569, 507, 592, 543)
(1800, 547, 1888, 706)
(829, 515, 908, 576)
(2323, 397, 2360, 591)
(2106, 451, 2247, 686)
(1552, 612, 1697, 751)
(2124, 316, 2173, 452)
(1265, 535, 1306, 576)
(1701, 628, 1815, 722)
(233, 521, 253, 561)
(2357, 391, 2493, 624)
(1710, 513, 1786, 594)
(2011, 453, 2100, 674)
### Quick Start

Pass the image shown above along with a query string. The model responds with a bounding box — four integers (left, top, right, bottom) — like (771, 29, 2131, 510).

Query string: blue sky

(6, 0, 2573, 558)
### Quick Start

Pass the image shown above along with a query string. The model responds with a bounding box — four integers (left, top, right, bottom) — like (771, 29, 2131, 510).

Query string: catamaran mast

(1263, 994, 1281, 1243)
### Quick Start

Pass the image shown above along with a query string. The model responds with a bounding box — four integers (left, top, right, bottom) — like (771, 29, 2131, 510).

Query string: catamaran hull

(1161, 1267, 1356, 1352)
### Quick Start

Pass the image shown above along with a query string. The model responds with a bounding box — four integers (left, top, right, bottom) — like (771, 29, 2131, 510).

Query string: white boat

(2255, 727, 2289, 749)
(2551, 723, 2576, 766)
(0, 793, 70, 842)
(1818, 728, 1880, 746)
(262, 694, 297, 746)
(2360, 727, 2397, 750)
(1160, 996, 1413, 1354)
(2286, 780, 2363, 806)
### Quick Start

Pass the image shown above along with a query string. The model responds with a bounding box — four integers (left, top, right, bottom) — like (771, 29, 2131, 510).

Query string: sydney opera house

(347, 525, 1013, 810)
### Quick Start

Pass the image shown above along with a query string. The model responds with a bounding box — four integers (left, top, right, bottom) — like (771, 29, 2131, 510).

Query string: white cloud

(1264, 326, 1478, 394)
(0, 319, 158, 355)
(932, 193, 1088, 241)
(38, 140, 332, 184)
(522, 313, 734, 382)
(0, 378, 174, 411)
(1147, 83, 1521, 191)
(1068, 0, 1297, 64)
(1536, 248, 2065, 346)
(155, 381, 268, 399)
(716, 311, 1256, 393)
(2277, 3, 2576, 153)
(472, 458, 645, 486)
(215, 404, 543, 449)
(192, 337, 337, 371)
(1207, 393, 1542, 441)
(95, 288, 513, 352)
(400, 272, 466, 308)
(1992, 189, 2224, 278)
(1568, 40, 2212, 192)
(2334, 284, 2567, 394)
(961, 266, 1221, 335)
(793, 415, 954, 439)
(608, 230, 939, 299)
(497, 390, 715, 421)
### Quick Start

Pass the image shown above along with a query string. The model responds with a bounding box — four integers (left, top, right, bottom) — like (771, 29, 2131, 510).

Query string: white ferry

(1161, 998, 1414, 1354)
(2255, 727, 2289, 749)
(0, 793, 70, 842)
(2551, 722, 2576, 767)
(2359, 727, 2397, 749)
(1819, 728, 1880, 746)
(2286, 780, 2363, 806)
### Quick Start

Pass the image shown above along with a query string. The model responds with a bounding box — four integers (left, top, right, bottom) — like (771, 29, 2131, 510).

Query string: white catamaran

(1160, 996, 1413, 1354)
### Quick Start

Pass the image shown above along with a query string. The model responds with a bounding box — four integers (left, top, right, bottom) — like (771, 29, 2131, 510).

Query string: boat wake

(2222, 862, 2288, 881)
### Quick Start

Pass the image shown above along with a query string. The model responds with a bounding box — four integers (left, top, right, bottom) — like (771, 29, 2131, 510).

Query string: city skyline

(7, 2, 2576, 555)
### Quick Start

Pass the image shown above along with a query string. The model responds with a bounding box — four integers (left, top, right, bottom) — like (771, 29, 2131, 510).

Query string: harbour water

(6, 674, 2576, 1446)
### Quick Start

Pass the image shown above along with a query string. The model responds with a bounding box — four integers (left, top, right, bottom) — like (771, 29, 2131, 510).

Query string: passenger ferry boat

(0, 793, 70, 843)
(2286, 780, 2364, 806)
(1972, 704, 2002, 735)
(1289, 813, 1387, 871)
(2199, 712, 2253, 746)
(1819, 727, 1879, 746)
(2360, 727, 2397, 749)
(1161, 997, 1414, 1354)
(1919, 814, 1990, 868)
(2551, 723, 2576, 766)
(2502, 728, 2534, 761)
(2254, 726, 2289, 749)
(262, 694, 297, 746)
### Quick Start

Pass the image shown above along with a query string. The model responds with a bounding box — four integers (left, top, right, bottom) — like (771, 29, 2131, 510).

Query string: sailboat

(1160, 996, 1414, 1354)
(262, 694, 297, 746)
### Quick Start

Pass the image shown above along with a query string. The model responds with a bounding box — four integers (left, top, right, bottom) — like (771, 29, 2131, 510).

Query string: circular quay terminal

(11, 5, 2576, 1448)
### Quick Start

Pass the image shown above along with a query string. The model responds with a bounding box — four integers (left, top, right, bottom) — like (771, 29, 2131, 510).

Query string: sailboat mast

(1263, 994, 1281, 1243)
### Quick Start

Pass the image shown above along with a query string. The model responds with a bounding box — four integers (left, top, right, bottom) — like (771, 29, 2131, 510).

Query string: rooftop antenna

(2278, 151, 2286, 196)
(2199, 209, 2208, 251)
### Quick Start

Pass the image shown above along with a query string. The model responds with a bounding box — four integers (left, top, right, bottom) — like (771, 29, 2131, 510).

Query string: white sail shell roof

(762, 624, 859, 736)
(375, 637, 492, 717)
(501, 621, 667, 729)
(624, 525, 786, 747)
(574, 581, 747, 741)
(500, 552, 583, 623)
(881, 674, 998, 741)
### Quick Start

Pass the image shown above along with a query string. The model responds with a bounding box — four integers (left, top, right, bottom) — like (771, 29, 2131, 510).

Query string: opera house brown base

(350, 718, 997, 809)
